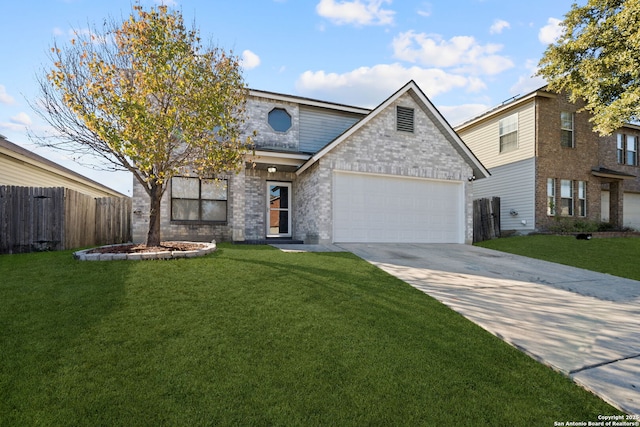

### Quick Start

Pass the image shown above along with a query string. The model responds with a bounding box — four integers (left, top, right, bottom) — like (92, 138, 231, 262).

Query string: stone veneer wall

(246, 97, 299, 152)
(296, 92, 475, 244)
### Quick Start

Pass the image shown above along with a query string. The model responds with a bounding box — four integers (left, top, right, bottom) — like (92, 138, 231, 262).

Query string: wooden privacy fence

(473, 197, 500, 243)
(0, 186, 131, 254)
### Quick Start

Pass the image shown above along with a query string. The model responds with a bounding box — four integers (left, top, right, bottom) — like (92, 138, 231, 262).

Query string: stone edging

(73, 241, 217, 261)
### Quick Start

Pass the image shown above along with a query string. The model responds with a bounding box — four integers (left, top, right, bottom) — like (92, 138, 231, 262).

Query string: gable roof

(296, 80, 489, 179)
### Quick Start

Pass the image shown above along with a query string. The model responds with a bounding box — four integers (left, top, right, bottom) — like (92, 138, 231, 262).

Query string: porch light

(267, 166, 277, 174)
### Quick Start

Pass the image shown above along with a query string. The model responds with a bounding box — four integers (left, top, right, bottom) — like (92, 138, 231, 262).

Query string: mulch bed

(86, 242, 206, 254)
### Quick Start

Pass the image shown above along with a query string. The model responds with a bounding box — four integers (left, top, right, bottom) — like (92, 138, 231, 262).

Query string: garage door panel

(333, 172, 463, 243)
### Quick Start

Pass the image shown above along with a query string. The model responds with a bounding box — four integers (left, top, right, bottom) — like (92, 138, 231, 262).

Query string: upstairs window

(560, 112, 574, 147)
(499, 113, 518, 153)
(396, 106, 414, 132)
(171, 177, 228, 222)
(617, 133, 638, 166)
(268, 108, 292, 132)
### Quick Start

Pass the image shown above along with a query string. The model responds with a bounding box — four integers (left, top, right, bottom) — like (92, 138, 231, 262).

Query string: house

(0, 135, 126, 198)
(131, 81, 489, 244)
(455, 86, 640, 233)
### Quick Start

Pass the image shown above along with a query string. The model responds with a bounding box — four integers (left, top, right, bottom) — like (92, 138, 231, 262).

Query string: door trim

(266, 181, 292, 238)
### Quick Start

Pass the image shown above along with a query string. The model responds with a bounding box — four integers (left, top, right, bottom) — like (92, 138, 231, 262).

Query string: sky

(0, 0, 576, 195)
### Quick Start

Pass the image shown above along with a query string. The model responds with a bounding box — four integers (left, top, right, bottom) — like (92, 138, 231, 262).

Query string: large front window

(171, 177, 228, 222)
(499, 113, 518, 153)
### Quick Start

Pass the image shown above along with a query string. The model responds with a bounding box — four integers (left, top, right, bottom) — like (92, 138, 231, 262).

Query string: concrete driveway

(338, 243, 640, 415)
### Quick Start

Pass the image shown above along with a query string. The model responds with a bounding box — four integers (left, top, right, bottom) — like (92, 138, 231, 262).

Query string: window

(547, 178, 556, 215)
(560, 112, 574, 147)
(577, 181, 587, 217)
(171, 177, 227, 222)
(617, 133, 638, 165)
(396, 106, 414, 132)
(560, 179, 573, 216)
(499, 113, 518, 153)
(628, 135, 637, 166)
(617, 134, 625, 164)
(268, 108, 291, 132)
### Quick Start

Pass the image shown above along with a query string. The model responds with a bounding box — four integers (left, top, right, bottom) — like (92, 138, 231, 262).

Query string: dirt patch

(86, 241, 207, 254)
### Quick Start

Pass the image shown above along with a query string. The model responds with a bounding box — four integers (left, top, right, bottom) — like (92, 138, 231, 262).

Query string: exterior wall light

(267, 166, 277, 174)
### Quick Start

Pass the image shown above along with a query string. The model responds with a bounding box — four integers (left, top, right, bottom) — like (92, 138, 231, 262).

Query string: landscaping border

(73, 241, 217, 261)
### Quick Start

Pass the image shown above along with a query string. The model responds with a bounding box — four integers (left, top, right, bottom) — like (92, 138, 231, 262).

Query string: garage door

(601, 191, 640, 230)
(332, 172, 464, 243)
(624, 193, 640, 230)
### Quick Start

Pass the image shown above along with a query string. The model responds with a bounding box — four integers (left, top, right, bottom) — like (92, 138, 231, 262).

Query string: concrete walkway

(333, 243, 640, 415)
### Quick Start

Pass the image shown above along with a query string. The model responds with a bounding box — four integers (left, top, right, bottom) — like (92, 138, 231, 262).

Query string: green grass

(0, 244, 621, 426)
(476, 235, 640, 281)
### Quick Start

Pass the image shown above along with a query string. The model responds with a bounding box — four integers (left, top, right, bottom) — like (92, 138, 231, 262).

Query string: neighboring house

(455, 86, 640, 233)
(131, 80, 488, 244)
(0, 135, 126, 198)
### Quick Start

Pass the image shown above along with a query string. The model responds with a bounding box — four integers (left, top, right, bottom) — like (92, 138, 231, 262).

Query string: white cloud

(417, 2, 431, 17)
(0, 85, 15, 105)
(154, 0, 178, 6)
(510, 60, 547, 96)
(241, 50, 261, 70)
(539, 17, 563, 45)
(295, 63, 481, 108)
(10, 112, 32, 126)
(316, 0, 395, 26)
(439, 104, 490, 127)
(489, 19, 510, 35)
(392, 31, 514, 75)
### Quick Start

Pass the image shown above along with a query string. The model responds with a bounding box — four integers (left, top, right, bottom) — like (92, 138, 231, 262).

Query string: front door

(267, 182, 291, 237)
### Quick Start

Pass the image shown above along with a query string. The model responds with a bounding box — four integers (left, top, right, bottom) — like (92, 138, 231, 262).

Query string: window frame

(171, 176, 228, 223)
(560, 179, 574, 216)
(499, 113, 518, 153)
(617, 133, 638, 166)
(577, 180, 587, 217)
(547, 178, 556, 216)
(627, 135, 637, 166)
(267, 107, 292, 133)
(560, 111, 574, 148)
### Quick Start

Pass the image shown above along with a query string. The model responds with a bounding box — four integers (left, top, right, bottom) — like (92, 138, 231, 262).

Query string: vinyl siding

(458, 100, 536, 169)
(0, 150, 124, 198)
(299, 106, 363, 154)
(472, 158, 536, 232)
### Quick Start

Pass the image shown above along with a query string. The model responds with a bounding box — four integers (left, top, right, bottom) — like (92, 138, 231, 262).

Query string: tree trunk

(146, 182, 163, 247)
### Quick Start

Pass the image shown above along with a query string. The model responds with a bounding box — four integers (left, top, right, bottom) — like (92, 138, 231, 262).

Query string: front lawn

(0, 244, 620, 425)
(476, 235, 640, 281)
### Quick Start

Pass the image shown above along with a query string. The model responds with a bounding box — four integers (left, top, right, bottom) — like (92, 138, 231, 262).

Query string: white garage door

(624, 193, 640, 230)
(601, 191, 640, 230)
(332, 172, 464, 243)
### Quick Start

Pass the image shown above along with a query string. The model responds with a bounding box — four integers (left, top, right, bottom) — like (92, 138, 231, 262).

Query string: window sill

(170, 220, 228, 226)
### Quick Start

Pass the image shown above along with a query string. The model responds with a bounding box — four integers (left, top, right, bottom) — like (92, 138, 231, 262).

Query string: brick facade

(535, 94, 603, 229)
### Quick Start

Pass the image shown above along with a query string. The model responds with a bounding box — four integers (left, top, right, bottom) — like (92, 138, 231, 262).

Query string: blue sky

(0, 0, 574, 194)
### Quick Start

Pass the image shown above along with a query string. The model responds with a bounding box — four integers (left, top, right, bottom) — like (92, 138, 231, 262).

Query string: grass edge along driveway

(0, 243, 622, 426)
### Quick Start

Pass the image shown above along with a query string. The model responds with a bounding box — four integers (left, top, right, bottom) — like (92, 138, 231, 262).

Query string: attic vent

(396, 106, 414, 133)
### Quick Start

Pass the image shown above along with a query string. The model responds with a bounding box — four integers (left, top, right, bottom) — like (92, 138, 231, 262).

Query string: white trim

(249, 89, 370, 115)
